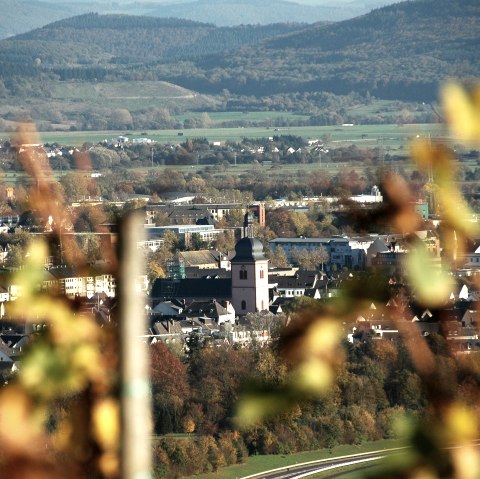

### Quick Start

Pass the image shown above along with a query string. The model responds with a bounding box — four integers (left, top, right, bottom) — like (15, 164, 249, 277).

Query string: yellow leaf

(444, 404, 477, 442)
(290, 358, 333, 394)
(442, 83, 480, 143)
(304, 318, 341, 356)
(406, 247, 451, 307)
(235, 394, 290, 427)
(92, 398, 120, 451)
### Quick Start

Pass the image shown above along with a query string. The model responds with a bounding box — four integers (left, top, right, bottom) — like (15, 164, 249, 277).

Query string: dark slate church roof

(232, 237, 265, 261)
(151, 278, 232, 302)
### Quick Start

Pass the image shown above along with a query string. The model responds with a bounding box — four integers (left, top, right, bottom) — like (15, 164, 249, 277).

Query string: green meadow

(3, 123, 446, 148)
(190, 439, 403, 479)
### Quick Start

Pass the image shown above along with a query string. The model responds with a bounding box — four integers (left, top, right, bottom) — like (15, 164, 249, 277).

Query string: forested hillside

(0, 0, 400, 39)
(1, 0, 477, 104)
(148, 332, 469, 477)
(1, 14, 305, 66)
(0, 0, 478, 129)
(179, 0, 480, 101)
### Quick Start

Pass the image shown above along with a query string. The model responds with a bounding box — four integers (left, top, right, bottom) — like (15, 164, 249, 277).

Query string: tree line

(149, 326, 476, 478)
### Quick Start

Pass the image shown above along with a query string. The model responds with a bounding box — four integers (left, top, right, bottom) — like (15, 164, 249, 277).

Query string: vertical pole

(120, 211, 151, 479)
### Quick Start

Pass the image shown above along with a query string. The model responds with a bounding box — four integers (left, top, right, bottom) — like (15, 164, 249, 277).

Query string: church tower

(231, 237, 269, 315)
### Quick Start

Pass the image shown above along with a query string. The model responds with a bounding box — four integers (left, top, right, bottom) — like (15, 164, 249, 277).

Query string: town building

(144, 224, 239, 247)
(269, 237, 365, 269)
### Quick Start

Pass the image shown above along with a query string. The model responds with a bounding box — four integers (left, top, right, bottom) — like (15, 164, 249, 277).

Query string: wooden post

(119, 211, 151, 479)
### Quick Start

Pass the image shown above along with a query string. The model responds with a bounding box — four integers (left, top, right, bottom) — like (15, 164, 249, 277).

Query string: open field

(175, 111, 311, 125)
(192, 439, 403, 479)
(345, 99, 428, 121)
(0, 161, 369, 186)
(1, 123, 447, 148)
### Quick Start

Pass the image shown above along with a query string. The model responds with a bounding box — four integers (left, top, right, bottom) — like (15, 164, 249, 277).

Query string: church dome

(232, 237, 265, 261)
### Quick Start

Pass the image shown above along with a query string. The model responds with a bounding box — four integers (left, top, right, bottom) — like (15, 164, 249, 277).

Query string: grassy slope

(49, 81, 195, 100)
(0, 80, 216, 127)
(307, 462, 383, 479)
(193, 439, 403, 479)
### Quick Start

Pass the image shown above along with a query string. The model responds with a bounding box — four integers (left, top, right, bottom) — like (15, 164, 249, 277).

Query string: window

(241, 300, 246, 310)
(240, 267, 247, 280)
(260, 269, 264, 279)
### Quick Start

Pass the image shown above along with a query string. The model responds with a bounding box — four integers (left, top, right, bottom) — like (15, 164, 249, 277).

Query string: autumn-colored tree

(266, 207, 296, 237)
(213, 231, 236, 253)
(189, 346, 254, 433)
(60, 172, 98, 202)
(291, 246, 329, 271)
(145, 251, 170, 283)
(186, 176, 207, 193)
(290, 211, 319, 237)
(269, 245, 289, 268)
(200, 112, 213, 129)
(72, 205, 106, 232)
(109, 108, 133, 129)
(224, 208, 245, 227)
(254, 348, 288, 385)
(153, 210, 170, 226)
(150, 342, 190, 434)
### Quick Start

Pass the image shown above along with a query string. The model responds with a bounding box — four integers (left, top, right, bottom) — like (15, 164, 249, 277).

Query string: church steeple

(243, 211, 255, 238)
(231, 238, 269, 315)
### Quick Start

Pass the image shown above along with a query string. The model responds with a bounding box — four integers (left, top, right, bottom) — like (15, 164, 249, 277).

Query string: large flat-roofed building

(146, 203, 244, 225)
(269, 237, 365, 269)
(144, 224, 239, 247)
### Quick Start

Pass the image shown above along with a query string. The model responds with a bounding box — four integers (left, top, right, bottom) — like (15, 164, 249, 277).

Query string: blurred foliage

(0, 124, 120, 478)
(236, 82, 480, 479)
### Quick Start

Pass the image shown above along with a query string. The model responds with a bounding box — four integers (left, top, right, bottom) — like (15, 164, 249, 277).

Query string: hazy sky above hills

(61, 0, 398, 5)
(0, 0, 402, 39)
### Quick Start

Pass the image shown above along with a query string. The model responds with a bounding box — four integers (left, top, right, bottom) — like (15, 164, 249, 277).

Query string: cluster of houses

(144, 231, 480, 357)
(0, 179, 478, 380)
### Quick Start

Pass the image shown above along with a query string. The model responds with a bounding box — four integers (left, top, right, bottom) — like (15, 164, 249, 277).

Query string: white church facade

(231, 237, 269, 314)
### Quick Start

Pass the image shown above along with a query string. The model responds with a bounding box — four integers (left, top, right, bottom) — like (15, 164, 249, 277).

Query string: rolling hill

(180, 0, 480, 101)
(0, 0, 478, 130)
(0, 14, 306, 66)
(0, 0, 401, 39)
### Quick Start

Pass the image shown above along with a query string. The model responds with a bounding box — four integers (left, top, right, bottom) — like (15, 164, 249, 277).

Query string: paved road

(243, 450, 399, 479)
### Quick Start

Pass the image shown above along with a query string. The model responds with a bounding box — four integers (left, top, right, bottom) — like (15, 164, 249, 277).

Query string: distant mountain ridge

(183, 0, 480, 101)
(0, 0, 478, 104)
(0, 0, 85, 39)
(144, 0, 369, 25)
(1, 14, 306, 65)
(265, 0, 479, 50)
(0, 0, 400, 39)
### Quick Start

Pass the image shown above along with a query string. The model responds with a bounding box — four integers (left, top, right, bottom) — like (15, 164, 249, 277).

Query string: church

(150, 237, 270, 316)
